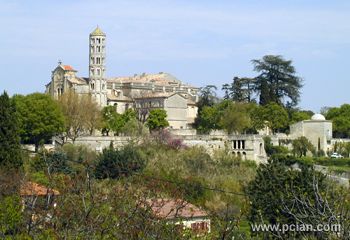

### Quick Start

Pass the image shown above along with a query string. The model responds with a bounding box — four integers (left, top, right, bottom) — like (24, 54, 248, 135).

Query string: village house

(146, 198, 211, 234)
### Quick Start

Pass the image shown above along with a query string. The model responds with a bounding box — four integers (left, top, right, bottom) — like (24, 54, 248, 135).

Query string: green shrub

(95, 145, 146, 179)
(0, 196, 22, 235)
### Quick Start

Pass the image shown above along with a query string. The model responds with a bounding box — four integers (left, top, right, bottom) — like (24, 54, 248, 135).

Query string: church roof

(90, 26, 106, 36)
(62, 65, 75, 71)
(67, 77, 87, 85)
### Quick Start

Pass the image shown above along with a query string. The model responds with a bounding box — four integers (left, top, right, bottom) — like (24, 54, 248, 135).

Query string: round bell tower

(89, 26, 107, 106)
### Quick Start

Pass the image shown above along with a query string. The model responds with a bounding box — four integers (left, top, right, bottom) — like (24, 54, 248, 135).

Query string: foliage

(263, 136, 290, 156)
(222, 77, 255, 102)
(58, 91, 101, 142)
(251, 103, 289, 133)
(151, 129, 186, 150)
(101, 105, 119, 135)
(95, 144, 146, 179)
(195, 105, 221, 133)
(326, 104, 350, 138)
(219, 102, 252, 134)
(289, 109, 313, 124)
(0, 92, 22, 169)
(292, 136, 315, 157)
(336, 142, 350, 158)
(197, 85, 218, 111)
(14, 93, 64, 151)
(246, 158, 332, 239)
(252, 55, 303, 107)
(146, 109, 169, 131)
(0, 196, 22, 236)
(195, 100, 255, 134)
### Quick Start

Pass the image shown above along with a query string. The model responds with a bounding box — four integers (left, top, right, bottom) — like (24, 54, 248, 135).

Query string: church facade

(45, 27, 199, 129)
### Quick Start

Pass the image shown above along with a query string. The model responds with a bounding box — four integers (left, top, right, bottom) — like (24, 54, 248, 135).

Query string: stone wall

(68, 133, 268, 164)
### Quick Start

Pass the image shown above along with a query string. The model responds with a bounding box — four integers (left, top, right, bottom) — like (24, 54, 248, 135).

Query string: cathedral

(45, 27, 199, 129)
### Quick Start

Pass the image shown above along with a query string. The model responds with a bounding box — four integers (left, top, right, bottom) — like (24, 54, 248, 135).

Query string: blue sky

(1, 0, 350, 111)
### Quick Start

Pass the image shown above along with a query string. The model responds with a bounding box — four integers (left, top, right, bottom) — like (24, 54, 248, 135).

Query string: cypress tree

(0, 91, 22, 169)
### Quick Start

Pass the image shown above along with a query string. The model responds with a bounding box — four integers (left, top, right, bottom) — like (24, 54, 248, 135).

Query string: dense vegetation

(1, 54, 350, 239)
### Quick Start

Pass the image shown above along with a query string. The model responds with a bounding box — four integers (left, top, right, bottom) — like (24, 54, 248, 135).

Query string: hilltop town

(1, 26, 350, 239)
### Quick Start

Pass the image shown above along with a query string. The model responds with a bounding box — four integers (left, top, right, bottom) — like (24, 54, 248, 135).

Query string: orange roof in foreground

(20, 182, 60, 196)
(62, 65, 75, 71)
(146, 198, 208, 219)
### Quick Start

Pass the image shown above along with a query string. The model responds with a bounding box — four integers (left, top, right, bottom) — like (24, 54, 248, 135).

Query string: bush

(263, 136, 290, 156)
(30, 150, 71, 174)
(0, 196, 22, 235)
(95, 145, 146, 179)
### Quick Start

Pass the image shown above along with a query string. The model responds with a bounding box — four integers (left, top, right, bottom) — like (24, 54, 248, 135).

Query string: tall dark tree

(252, 55, 302, 107)
(222, 77, 255, 102)
(0, 92, 22, 169)
(197, 85, 218, 110)
(222, 83, 231, 100)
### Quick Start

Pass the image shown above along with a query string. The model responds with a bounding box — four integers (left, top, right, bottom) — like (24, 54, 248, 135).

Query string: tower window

(97, 38, 101, 44)
(96, 57, 101, 64)
(97, 69, 101, 75)
(97, 46, 101, 52)
(91, 83, 95, 90)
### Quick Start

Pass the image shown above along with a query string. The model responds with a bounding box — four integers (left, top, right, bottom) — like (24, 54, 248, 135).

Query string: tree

(14, 93, 64, 151)
(252, 55, 302, 107)
(0, 92, 22, 169)
(326, 104, 350, 138)
(289, 109, 313, 124)
(251, 103, 289, 133)
(95, 144, 146, 179)
(246, 157, 330, 239)
(83, 94, 102, 135)
(101, 105, 124, 136)
(146, 109, 169, 131)
(197, 85, 218, 110)
(195, 106, 220, 134)
(222, 77, 255, 102)
(219, 102, 252, 134)
(58, 91, 100, 142)
(292, 136, 315, 157)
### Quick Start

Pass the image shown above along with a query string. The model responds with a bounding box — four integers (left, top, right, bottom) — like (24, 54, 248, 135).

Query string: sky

(1, 0, 350, 112)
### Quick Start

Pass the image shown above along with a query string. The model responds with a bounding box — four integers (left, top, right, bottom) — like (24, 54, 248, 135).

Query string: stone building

(45, 26, 199, 129)
(289, 113, 332, 153)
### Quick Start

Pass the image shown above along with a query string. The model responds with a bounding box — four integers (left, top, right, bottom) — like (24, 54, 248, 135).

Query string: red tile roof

(20, 182, 60, 196)
(62, 65, 75, 71)
(146, 198, 208, 219)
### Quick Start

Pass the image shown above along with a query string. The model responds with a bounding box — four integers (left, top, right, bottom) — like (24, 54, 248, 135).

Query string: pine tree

(0, 92, 22, 169)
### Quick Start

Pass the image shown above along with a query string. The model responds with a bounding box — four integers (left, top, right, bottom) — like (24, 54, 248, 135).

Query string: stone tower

(89, 26, 107, 106)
